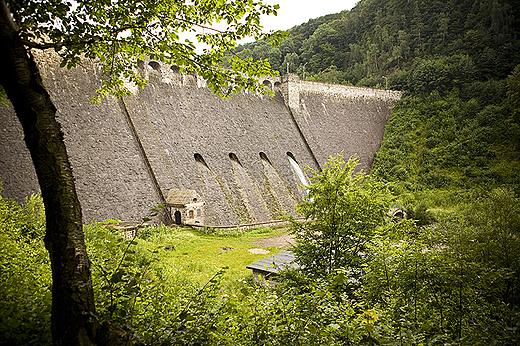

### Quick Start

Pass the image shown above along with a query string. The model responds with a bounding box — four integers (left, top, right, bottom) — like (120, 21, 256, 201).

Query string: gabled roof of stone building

(165, 189, 200, 207)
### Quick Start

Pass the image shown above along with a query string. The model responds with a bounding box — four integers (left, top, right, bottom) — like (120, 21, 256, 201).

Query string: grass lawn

(138, 225, 290, 286)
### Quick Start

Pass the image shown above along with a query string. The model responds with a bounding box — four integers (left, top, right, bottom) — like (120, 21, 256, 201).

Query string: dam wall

(0, 53, 401, 226)
(279, 74, 402, 172)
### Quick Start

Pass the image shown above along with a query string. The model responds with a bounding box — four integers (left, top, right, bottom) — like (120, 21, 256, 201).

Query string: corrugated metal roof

(165, 189, 200, 207)
(246, 251, 299, 274)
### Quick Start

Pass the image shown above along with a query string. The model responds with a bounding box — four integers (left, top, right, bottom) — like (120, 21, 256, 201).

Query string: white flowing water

(288, 156, 309, 190)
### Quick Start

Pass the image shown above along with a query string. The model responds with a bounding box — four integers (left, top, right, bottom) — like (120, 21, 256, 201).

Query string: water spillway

(287, 152, 310, 191)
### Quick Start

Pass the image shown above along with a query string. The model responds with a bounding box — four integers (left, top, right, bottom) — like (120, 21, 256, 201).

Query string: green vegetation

(363, 187, 520, 344)
(105, 224, 286, 285)
(0, 190, 287, 345)
(3, 158, 519, 344)
(0, 191, 51, 345)
(288, 155, 392, 276)
(372, 61, 520, 214)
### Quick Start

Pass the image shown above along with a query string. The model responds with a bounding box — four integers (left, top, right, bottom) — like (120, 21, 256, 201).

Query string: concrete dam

(0, 53, 401, 226)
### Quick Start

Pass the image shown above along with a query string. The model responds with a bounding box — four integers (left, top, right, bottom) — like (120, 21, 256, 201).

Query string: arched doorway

(174, 210, 182, 224)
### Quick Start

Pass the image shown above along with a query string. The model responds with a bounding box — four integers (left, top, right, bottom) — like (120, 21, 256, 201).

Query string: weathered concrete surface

(0, 54, 401, 225)
(280, 74, 402, 172)
(1, 53, 160, 222)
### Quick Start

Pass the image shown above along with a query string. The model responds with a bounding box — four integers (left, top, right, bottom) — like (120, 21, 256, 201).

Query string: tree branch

(174, 17, 225, 34)
(20, 25, 147, 50)
(21, 36, 103, 50)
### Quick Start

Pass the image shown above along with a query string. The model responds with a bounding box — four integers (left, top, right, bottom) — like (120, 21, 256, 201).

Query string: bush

(407, 202, 435, 226)
(362, 188, 520, 344)
(0, 191, 51, 346)
(3, 186, 519, 345)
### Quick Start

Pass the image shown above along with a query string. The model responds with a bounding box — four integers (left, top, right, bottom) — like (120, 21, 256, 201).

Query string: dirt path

(252, 233, 295, 249)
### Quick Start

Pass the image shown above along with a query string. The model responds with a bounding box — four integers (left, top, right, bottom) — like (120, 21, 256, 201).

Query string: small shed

(165, 189, 205, 225)
(246, 251, 299, 284)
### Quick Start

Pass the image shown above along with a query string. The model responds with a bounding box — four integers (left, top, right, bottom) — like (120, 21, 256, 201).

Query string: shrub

(0, 191, 51, 346)
(288, 155, 392, 277)
(362, 189, 520, 344)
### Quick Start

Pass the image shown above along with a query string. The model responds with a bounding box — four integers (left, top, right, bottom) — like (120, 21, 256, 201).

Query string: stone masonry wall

(1, 52, 161, 221)
(0, 55, 400, 226)
(281, 74, 402, 172)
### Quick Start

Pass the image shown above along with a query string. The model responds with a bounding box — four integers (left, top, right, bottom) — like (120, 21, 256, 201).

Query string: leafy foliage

(508, 64, 520, 125)
(7, 0, 286, 100)
(372, 76, 520, 196)
(2, 186, 520, 345)
(0, 191, 51, 346)
(288, 155, 392, 277)
(362, 188, 520, 344)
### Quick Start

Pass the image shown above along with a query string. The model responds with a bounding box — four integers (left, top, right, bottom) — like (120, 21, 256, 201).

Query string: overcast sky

(186, 0, 360, 51)
(260, 0, 360, 31)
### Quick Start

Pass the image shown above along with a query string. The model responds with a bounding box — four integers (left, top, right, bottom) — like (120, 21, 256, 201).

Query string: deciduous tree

(0, 0, 282, 344)
(289, 155, 391, 277)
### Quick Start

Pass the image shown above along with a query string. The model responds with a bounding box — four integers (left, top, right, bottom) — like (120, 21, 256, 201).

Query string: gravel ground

(252, 233, 295, 249)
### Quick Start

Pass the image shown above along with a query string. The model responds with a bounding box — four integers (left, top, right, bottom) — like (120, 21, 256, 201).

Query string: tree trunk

(0, 5, 99, 346)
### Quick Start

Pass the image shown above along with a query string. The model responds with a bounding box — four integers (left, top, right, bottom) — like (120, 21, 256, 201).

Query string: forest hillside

(226, 0, 520, 216)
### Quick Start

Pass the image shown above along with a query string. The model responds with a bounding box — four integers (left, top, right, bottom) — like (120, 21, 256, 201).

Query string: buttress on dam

(0, 52, 401, 227)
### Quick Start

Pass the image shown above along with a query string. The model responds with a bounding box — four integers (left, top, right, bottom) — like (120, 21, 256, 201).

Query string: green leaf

(178, 312, 196, 321)
(110, 270, 125, 283)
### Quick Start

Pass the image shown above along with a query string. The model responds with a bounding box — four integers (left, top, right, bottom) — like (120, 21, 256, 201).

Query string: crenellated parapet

(136, 58, 286, 93)
(137, 58, 207, 88)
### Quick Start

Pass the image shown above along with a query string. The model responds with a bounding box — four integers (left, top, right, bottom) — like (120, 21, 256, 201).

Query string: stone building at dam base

(0, 54, 401, 227)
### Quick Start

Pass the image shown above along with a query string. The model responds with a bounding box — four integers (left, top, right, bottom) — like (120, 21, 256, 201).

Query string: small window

(148, 61, 160, 71)
(196, 209, 201, 217)
(189, 210, 194, 219)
